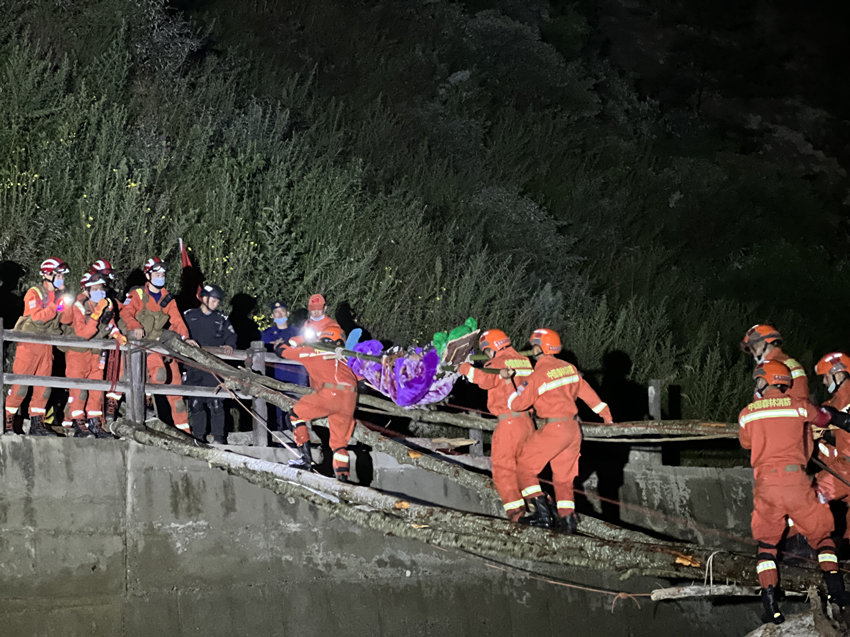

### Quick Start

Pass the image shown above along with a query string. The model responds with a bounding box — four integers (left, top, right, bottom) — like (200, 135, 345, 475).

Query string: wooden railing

(0, 318, 305, 445)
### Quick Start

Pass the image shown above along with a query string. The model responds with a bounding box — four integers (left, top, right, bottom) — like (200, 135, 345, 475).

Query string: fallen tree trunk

(114, 417, 823, 591)
(160, 332, 738, 440)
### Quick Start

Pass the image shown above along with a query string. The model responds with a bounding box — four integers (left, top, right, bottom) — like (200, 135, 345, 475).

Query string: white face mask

(829, 380, 838, 394)
(151, 275, 165, 288)
(310, 314, 324, 322)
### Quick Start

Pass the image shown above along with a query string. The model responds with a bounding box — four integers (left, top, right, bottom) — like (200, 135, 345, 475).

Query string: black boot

(288, 443, 313, 471)
(28, 415, 52, 436)
(760, 585, 785, 624)
(519, 496, 556, 529)
(105, 397, 119, 423)
(557, 512, 579, 534)
(87, 417, 112, 439)
(824, 571, 850, 609)
(72, 419, 93, 438)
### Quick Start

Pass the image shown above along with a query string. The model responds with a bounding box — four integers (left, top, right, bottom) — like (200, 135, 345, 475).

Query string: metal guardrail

(0, 319, 304, 445)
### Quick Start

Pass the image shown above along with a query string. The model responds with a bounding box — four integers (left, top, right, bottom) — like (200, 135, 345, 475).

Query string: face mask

(90, 290, 106, 303)
(151, 276, 165, 288)
(310, 314, 324, 322)
(53, 278, 64, 289)
(274, 317, 288, 327)
(828, 380, 838, 394)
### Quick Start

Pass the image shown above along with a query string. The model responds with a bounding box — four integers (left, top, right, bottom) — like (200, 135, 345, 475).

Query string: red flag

(179, 238, 202, 302)
(179, 237, 192, 269)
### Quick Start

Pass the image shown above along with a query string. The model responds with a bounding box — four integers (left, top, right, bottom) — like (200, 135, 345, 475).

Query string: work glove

(499, 367, 515, 379)
(824, 405, 850, 432)
(293, 424, 310, 445)
(458, 362, 472, 378)
(111, 330, 128, 346)
(90, 298, 109, 321)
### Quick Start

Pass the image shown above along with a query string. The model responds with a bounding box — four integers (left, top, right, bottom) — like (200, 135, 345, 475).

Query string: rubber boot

(28, 415, 52, 436)
(760, 585, 785, 624)
(4, 412, 17, 435)
(72, 419, 93, 438)
(87, 417, 112, 439)
(105, 397, 119, 423)
(824, 571, 850, 609)
(519, 495, 556, 529)
(557, 512, 579, 534)
(288, 443, 313, 471)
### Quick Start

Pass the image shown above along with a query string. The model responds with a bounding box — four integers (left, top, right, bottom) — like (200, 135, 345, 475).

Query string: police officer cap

(270, 300, 288, 312)
(201, 284, 224, 300)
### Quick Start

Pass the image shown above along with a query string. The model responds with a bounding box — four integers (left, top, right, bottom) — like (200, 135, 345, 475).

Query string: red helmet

(741, 324, 782, 353)
(308, 294, 325, 311)
(319, 325, 345, 344)
(40, 257, 69, 276)
(753, 360, 792, 388)
(143, 257, 166, 274)
(529, 328, 561, 354)
(479, 329, 511, 353)
(90, 259, 115, 280)
(84, 273, 107, 288)
(815, 352, 850, 377)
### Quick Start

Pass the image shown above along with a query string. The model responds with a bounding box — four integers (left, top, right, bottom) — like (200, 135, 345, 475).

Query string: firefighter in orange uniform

(506, 328, 613, 532)
(741, 324, 809, 400)
(120, 257, 197, 433)
(275, 325, 357, 482)
(812, 352, 850, 541)
(88, 258, 124, 421)
(458, 329, 535, 521)
(62, 272, 127, 438)
(738, 360, 850, 624)
(302, 294, 341, 340)
(4, 258, 72, 436)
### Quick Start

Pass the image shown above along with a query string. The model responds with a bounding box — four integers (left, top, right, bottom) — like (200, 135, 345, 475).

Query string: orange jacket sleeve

(120, 291, 144, 331)
(737, 407, 752, 450)
(24, 287, 57, 323)
(577, 377, 613, 423)
(71, 301, 99, 339)
(507, 373, 539, 412)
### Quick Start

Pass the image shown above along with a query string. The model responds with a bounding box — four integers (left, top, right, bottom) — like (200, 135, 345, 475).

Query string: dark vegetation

(1, 0, 848, 420)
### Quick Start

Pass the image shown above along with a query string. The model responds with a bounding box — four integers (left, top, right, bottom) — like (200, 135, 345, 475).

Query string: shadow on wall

(229, 293, 261, 350)
(0, 260, 25, 329)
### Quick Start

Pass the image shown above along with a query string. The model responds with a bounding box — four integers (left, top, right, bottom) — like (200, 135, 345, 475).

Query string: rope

(704, 551, 721, 590)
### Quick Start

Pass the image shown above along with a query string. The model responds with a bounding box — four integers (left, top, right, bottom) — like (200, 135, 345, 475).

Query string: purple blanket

(348, 340, 456, 407)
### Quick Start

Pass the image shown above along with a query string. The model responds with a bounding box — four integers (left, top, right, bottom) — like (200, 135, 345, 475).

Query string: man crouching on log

(738, 360, 850, 624)
(274, 325, 357, 482)
(505, 328, 613, 533)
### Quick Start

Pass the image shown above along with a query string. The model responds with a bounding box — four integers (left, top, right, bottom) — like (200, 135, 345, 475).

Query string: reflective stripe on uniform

(818, 553, 838, 564)
(556, 500, 575, 510)
(466, 367, 476, 382)
(71, 409, 85, 418)
(538, 376, 579, 394)
(514, 369, 532, 377)
(787, 517, 795, 527)
(756, 561, 777, 574)
(87, 410, 103, 417)
(507, 392, 519, 410)
(739, 408, 801, 427)
(30, 407, 46, 414)
(503, 499, 524, 512)
(521, 485, 543, 498)
(819, 443, 832, 457)
(333, 452, 349, 464)
(176, 423, 190, 432)
(591, 402, 608, 415)
(791, 369, 806, 379)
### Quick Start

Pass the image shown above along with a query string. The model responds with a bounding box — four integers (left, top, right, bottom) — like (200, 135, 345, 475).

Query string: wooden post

(648, 378, 662, 421)
(250, 340, 268, 447)
(127, 346, 146, 424)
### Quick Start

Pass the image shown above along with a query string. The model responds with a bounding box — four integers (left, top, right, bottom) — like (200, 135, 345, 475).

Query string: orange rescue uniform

(738, 391, 836, 587)
(120, 284, 190, 431)
(459, 347, 535, 521)
(507, 355, 612, 517)
(279, 345, 358, 479)
(63, 297, 123, 422)
(814, 382, 850, 538)
(6, 283, 70, 418)
(763, 349, 809, 400)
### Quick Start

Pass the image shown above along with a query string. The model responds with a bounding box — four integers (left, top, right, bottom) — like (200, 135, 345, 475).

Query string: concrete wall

(0, 438, 781, 636)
